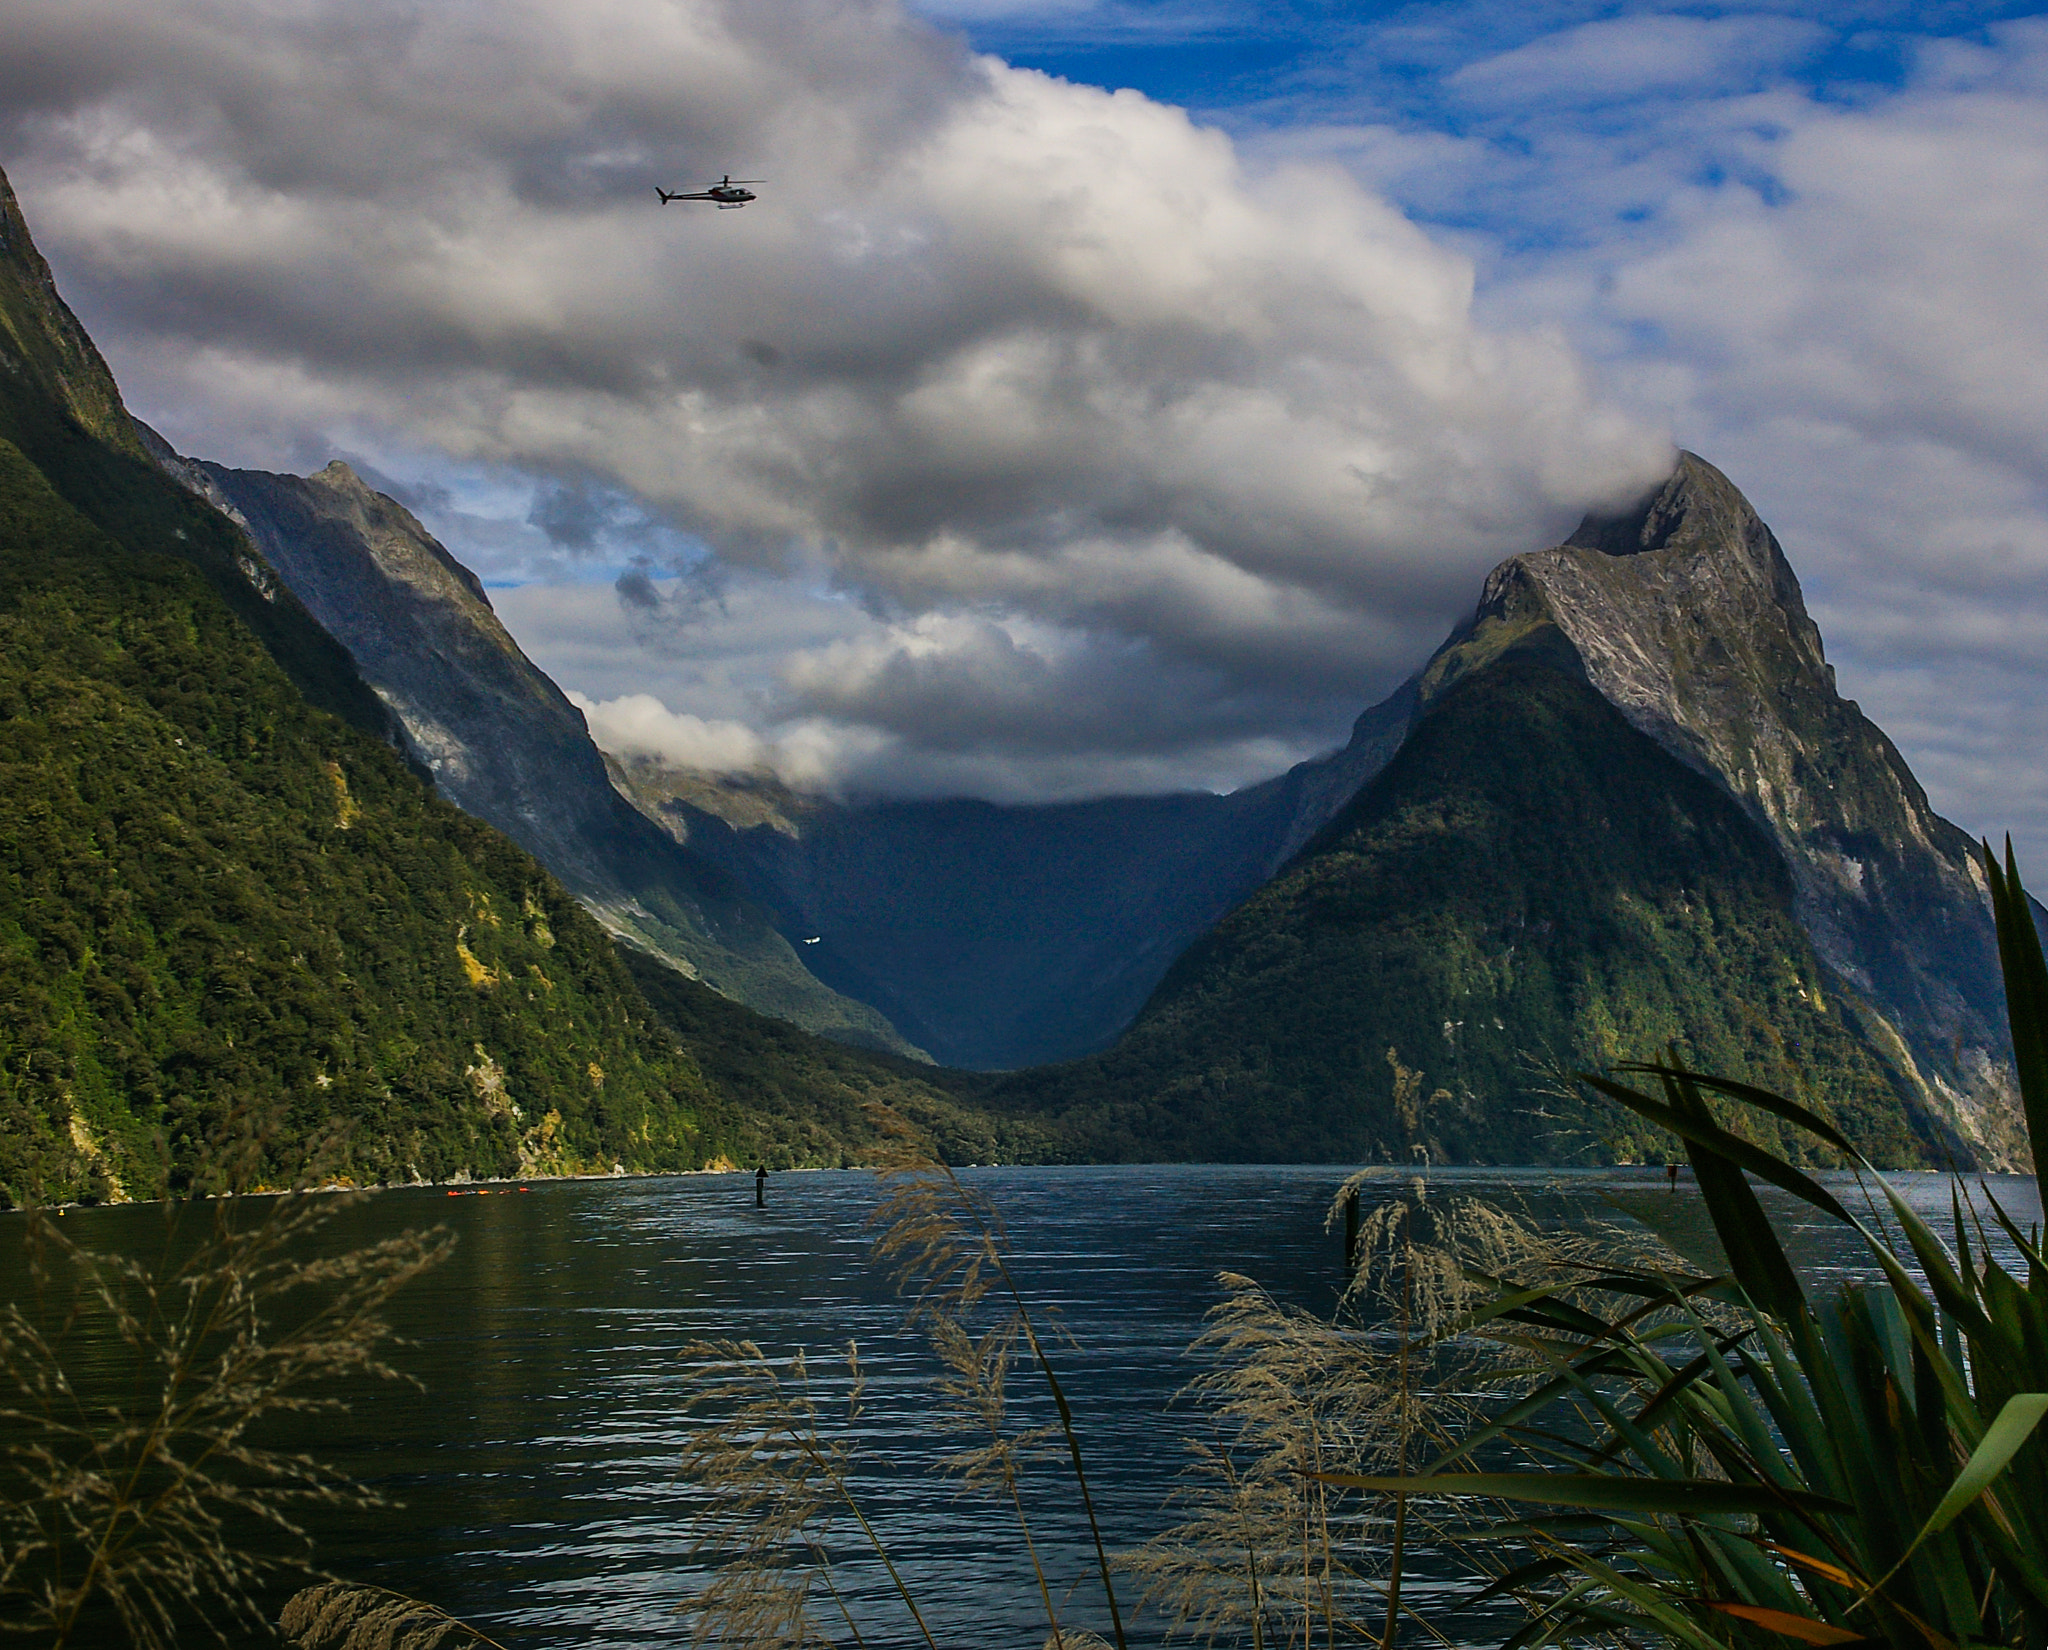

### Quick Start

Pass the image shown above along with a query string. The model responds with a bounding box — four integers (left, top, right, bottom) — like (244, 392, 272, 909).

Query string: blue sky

(6, 0, 2047, 863)
(932, 0, 2033, 106)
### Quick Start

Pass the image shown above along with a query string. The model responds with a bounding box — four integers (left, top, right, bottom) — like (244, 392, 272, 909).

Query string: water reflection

(3, 1165, 2036, 1648)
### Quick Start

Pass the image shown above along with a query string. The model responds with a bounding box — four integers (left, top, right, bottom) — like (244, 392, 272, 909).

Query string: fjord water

(10, 1166, 2039, 1648)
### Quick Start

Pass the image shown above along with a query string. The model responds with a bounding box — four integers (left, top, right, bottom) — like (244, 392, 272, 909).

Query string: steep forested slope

(0, 430, 736, 1200)
(144, 449, 919, 1056)
(982, 649, 1938, 1167)
(0, 166, 1014, 1202)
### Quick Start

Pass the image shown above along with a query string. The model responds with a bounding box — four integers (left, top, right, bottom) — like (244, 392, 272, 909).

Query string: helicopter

(657, 175, 761, 209)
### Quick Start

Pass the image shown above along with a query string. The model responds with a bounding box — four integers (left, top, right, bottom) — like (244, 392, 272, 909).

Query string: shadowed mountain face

(139, 448, 922, 1059)
(0, 174, 395, 749)
(621, 668, 1420, 1070)
(982, 652, 1940, 1166)
(966, 454, 2027, 1168)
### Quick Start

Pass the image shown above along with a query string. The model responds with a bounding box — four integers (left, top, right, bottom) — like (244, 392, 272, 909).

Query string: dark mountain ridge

(978, 647, 1936, 1166)
(138, 441, 920, 1058)
(1422, 455, 2018, 1160)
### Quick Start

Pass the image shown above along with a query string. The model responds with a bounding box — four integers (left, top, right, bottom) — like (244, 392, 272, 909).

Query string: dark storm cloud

(531, 481, 619, 551)
(4, 0, 1670, 798)
(614, 568, 663, 611)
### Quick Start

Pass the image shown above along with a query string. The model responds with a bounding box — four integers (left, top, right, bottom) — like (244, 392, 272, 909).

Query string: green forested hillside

(0, 428, 1052, 1202)
(0, 435, 735, 1201)
(0, 167, 1036, 1203)
(0, 205, 397, 751)
(982, 646, 1936, 1167)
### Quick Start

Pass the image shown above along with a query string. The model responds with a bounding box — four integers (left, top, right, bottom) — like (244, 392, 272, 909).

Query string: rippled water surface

(8, 1165, 2038, 1647)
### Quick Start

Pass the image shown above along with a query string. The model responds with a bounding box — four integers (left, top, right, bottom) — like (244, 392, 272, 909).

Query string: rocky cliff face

(142, 447, 923, 1058)
(160, 456, 623, 888)
(1423, 454, 2020, 1163)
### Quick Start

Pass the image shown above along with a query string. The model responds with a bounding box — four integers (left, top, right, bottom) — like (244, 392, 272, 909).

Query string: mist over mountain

(612, 686, 1415, 1068)
(138, 440, 922, 1058)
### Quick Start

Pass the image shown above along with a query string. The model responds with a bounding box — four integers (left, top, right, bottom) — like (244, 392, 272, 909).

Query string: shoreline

(2, 1158, 806, 1217)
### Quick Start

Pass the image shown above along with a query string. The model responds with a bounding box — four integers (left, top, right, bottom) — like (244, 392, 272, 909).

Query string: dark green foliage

(986, 653, 1931, 1166)
(0, 435, 730, 1202)
(1986, 840, 2048, 1175)
(1352, 852, 2048, 1650)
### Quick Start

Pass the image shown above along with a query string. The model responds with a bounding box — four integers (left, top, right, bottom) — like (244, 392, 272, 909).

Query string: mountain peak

(1421, 453, 2019, 1160)
(1566, 451, 1752, 558)
(0, 164, 143, 458)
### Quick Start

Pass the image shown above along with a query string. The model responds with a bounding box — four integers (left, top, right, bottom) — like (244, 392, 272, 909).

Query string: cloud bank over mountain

(1184, 3, 2048, 864)
(2, 0, 1670, 800)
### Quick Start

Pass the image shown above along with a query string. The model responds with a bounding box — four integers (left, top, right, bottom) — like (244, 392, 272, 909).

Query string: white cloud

(1449, 14, 1828, 106)
(1207, 8, 2048, 865)
(568, 691, 779, 774)
(4, 0, 1669, 800)
(518, 568, 1360, 800)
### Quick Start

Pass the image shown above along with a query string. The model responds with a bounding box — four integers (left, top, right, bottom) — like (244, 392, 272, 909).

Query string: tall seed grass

(671, 1114, 1132, 1649)
(0, 1123, 450, 1648)
(1120, 1176, 1681, 1649)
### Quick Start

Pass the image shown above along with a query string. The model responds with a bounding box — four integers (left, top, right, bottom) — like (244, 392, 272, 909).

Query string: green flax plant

(0, 1125, 451, 1648)
(1327, 840, 2048, 1650)
(672, 1115, 1128, 1650)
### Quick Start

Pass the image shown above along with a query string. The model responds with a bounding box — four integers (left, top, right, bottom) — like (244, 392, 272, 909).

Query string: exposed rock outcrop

(1426, 454, 2020, 1162)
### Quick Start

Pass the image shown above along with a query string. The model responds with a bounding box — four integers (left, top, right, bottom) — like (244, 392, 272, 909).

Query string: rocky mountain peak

(1427, 451, 2019, 1162)
(1502, 452, 1834, 767)
(1569, 450, 1767, 560)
